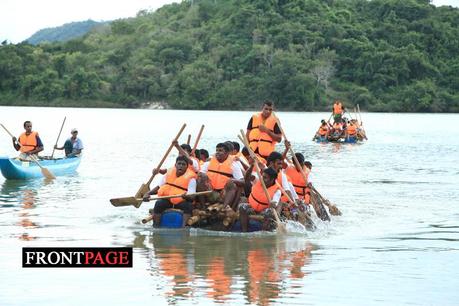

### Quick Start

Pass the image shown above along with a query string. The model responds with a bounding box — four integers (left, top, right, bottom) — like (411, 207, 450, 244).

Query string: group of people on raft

(313, 100, 367, 143)
(8, 120, 83, 160)
(143, 101, 315, 232)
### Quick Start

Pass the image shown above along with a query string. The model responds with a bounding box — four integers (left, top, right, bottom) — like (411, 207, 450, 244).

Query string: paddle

(135, 123, 187, 198)
(0, 123, 55, 179)
(357, 104, 368, 140)
(51, 116, 66, 159)
(190, 125, 205, 157)
(275, 182, 316, 230)
(110, 190, 213, 208)
(310, 185, 342, 216)
(238, 130, 286, 234)
(186, 134, 191, 145)
(274, 115, 331, 221)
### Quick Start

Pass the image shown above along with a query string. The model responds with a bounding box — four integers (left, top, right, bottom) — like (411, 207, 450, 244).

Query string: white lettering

(25, 252, 35, 264)
(61, 252, 72, 265)
(73, 252, 84, 264)
(36, 252, 46, 264)
(47, 251, 60, 265)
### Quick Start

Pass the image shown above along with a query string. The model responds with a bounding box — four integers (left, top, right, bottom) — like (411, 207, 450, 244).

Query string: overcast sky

(0, 0, 457, 43)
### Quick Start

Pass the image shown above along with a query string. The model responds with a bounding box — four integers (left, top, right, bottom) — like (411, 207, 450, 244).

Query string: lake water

(0, 106, 458, 305)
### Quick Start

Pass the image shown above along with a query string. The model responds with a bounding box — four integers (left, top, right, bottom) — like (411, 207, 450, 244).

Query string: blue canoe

(0, 156, 81, 179)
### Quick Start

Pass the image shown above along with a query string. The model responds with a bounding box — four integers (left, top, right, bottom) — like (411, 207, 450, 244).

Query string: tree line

(0, 0, 458, 112)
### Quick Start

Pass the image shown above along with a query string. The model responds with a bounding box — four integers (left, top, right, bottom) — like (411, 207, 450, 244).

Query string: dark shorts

(153, 199, 192, 215)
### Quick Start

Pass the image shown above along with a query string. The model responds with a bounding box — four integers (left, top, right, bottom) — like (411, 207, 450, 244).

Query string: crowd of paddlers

(111, 101, 348, 232)
(313, 101, 368, 143)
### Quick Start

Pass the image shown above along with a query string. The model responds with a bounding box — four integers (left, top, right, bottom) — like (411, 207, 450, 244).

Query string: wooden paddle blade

(310, 193, 330, 221)
(110, 197, 143, 207)
(135, 184, 149, 199)
(276, 221, 287, 234)
(327, 202, 342, 216)
(41, 168, 56, 179)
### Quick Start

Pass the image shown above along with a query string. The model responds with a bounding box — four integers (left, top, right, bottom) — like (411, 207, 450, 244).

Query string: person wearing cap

(54, 128, 83, 157)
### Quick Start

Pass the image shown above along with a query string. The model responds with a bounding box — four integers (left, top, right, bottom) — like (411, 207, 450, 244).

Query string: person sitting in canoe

(143, 156, 197, 227)
(345, 120, 358, 142)
(330, 120, 344, 140)
(239, 167, 281, 232)
(246, 101, 282, 161)
(54, 128, 83, 157)
(12, 121, 44, 161)
(197, 142, 245, 211)
(314, 120, 330, 142)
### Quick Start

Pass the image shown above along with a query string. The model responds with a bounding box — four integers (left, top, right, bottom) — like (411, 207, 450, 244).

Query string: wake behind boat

(0, 156, 81, 180)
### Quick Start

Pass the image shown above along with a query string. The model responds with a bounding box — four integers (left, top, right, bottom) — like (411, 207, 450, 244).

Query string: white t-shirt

(200, 158, 244, 180)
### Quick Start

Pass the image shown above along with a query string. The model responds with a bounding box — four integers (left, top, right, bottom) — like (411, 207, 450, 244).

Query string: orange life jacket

(333, 102, 343, 115)
(248, 113, 278, 159)
(347, 124, 357, 136)
(18, 131, 38, 153)
(249, 181, 279, 213)
(158, 167, 196, 204)
(318, 125, 328, 136)
(285, 166, 309, 199)
(207, 156, 233, 191)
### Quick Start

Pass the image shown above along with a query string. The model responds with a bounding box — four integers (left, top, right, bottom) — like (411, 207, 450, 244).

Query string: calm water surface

(0, 106, 458, 305)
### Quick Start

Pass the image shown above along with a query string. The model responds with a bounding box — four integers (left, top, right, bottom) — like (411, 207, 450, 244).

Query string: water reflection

(133, 230, 315, 305)
(1, 180, 44, 240)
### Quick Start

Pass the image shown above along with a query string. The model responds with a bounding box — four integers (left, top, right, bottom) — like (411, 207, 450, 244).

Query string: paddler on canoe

(239, 166, 281, 232)
(143, 156, 197, 227)
(246, 101, 282, 161)
(197, 142, 245, 211)
(332, 100, 345, 123)
(12, 121, 44, 160)
(314, 120, 330, 142)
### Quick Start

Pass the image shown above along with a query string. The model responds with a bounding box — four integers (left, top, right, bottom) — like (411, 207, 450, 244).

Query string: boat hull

(0, 156, 81, 180)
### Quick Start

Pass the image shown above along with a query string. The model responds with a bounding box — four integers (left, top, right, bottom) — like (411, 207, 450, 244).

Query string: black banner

(22, 247, 133, 268)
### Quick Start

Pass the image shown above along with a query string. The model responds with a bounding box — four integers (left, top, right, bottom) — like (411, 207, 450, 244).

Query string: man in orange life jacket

(239, 167, 281, 232)
(332, 100, 345, 123)
(12, 121, 44, 160)
(198, 142, 244, 211)
(174, 142, 200, 173)
(246, 101, 282, 161)
(143, 156, 196, 227)
(345, 120, 358, 141)
(314, 120, 330, 141)
(285, 153, 313, 205)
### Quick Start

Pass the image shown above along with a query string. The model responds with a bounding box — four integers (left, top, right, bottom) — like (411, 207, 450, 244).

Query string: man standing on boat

(332, 100, 345, 123)
(246, 101, 282, 161)
(12, 121, 44, 160)
(143, 156, 196, 227)
(54, 128, 83, 157)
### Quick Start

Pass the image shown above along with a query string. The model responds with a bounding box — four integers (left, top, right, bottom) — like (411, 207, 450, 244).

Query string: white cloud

(0, 0, 457, 44)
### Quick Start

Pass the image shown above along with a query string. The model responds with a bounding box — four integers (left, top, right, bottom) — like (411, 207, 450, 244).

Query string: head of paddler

(180, 144, 192, 155)
(71, 128, 78, 139)
(304, 161, 312, 171)
(231, 141, 240, 155)
(199, 149, 209, 162)
(263, 167, 278, 188)
(224, 141, 234, 155)
(321, 119, 327, 126)
(215, 143, 230, 163)
(267, 151, 283, 172)
(261, 100, 274, 119)
(175, 156, 189, 176)
(294, 153, 305, 171)
(23, 121, 32, 134)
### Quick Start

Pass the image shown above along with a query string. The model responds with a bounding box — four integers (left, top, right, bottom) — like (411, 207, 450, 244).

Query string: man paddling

(12, 121, 44, 160)
(54, 128, 83, 157)
(143, 156, 197, 227)
(246, 101, 282, 161)
(198, 142, 244, 211)
(239, 167, 281, 232)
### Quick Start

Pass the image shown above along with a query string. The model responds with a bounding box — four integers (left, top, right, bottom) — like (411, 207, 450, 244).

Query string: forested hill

(26, 20, 107, 45)
(0, 0, 458, 112)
